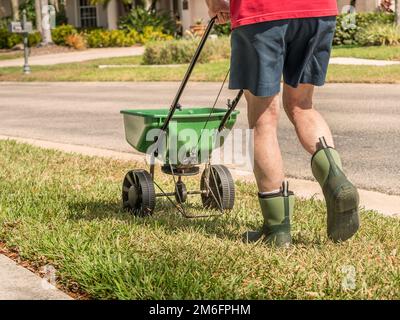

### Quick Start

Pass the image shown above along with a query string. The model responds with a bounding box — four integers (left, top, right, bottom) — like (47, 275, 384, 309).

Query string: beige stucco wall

(97, 3, 108, 28)
(0, 0, 12, 18)
(65, 0, 77, 26)
(180, 0, 210, 31)
(0, 0, 26, 19)
(190, 0, 209, 25)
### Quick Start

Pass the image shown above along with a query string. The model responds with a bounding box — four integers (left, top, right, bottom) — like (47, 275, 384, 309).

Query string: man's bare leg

(244, 90, 294, 247)
(282, 83, 359, 243)
(282, 83, 334, 153)
(245, 90, 284, 192)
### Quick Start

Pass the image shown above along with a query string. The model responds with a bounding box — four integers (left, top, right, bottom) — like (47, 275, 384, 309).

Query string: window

(79, 0, 97, 28)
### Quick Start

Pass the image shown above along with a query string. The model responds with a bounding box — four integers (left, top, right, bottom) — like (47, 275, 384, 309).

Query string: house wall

(180, 0, 209, 31)
(0, 0, 26, 19)
(65, 0, 78, 26)
(190, 0, 209, 25)
(97, 4, 108, 28)
(0, 0, 12, 18)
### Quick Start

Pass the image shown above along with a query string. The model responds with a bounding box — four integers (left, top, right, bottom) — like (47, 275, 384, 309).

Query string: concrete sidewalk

(0, 46, 144, 67)
(329, 57, 400, 66)
(0, 254, 72, 300)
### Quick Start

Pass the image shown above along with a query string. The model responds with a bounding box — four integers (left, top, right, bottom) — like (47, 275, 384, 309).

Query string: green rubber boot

(243, 181, 295, 248)
(312, 137, 360, 243)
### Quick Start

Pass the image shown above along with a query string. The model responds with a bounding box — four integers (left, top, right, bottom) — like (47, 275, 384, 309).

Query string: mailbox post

(9, 10, 33, 74)
(22, 10, 31, 74)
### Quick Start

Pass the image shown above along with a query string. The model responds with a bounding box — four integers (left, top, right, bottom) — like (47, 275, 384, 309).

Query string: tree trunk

(10, 0, 19, 20)
(40, 0, 53, 45)
(35, 0, 42, 32)
(396, 0, 400, 25)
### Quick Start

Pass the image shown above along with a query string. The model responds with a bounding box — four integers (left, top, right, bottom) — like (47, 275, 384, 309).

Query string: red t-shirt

(230, 0, 338, 29)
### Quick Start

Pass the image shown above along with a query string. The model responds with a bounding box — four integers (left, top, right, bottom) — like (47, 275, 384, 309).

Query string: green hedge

(0, 28, 41, 49)
(355, 23, 400, 46)
(0, 24, 173, 50)
(334, 12, 395, 45)
(51, 24, 77, 45)
(84, 26, 172, 48)
(143, 37, 230, 65)
(84, 29, 137, 48)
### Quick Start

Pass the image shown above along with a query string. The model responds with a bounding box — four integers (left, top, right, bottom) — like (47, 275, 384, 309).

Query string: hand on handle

(205, 0, 230, 24)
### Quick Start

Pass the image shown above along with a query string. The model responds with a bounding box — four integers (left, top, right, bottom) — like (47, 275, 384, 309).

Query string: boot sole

(328, 182, 360, 243)
(242, 231, 292, 248)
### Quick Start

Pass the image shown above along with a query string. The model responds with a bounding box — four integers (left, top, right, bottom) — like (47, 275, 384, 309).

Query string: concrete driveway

(0, 81, 399, 195)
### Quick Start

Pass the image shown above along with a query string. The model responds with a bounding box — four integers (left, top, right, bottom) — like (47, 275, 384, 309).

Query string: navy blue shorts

(229, 16, 337, 97)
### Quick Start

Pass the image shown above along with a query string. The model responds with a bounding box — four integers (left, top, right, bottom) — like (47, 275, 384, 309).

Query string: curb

(0, 254, 72, 300)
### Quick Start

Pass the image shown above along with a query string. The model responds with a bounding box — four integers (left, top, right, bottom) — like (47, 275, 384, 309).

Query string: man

(205, 0, 360, 247)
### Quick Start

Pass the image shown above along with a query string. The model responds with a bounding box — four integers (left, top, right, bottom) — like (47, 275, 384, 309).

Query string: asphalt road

(0, 82, 399, 195)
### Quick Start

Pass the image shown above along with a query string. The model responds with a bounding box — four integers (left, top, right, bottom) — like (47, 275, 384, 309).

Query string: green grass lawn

(1, 55, 400, 83)
(0, 140, 399, 299)
(332, 45, 400, 61)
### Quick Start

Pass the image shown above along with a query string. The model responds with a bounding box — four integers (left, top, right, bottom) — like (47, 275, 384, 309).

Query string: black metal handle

(218, 89, 244, 132)
(160, 16, 217, 131)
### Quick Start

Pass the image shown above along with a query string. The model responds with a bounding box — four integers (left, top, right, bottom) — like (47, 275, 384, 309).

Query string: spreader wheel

(175, 181, 187, 204)
(122, 170, 155, 216)
(200, 165, 235, 210)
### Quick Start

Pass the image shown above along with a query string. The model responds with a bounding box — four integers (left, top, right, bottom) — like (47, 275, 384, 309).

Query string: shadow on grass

(66, 199, 327, 246)
(67, 198, 244, 241)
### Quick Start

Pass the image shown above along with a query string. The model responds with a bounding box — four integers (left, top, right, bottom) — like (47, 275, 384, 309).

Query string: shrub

(355, 23, 400, 46)
(85, 29, 110, 48)
(0, 29, 20, 49)
(65, 33, 86, 50)
(6, 32, 21, 48)
(19, 0, 36, 27)
(142, 36, 230, 65)
(85, 29, 138, 48)
(0, 28, 41, 49)
(28, 32, 41, 47)
(0, 29, 8, 48)
(51, 24, 77, 45)
(138, 26, 173, 44)
(109, 29, 136, 47)
(214, 22, 231, 36)
(207, 36, 230, 61)
(334, 12, 395, 45)
(119, 7, 176, 35)
(0, 17, 12, 30)
(84, 26, 171, 48)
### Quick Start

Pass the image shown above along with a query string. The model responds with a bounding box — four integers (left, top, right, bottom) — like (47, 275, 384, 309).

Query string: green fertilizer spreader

(120, 17, 243, 218)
